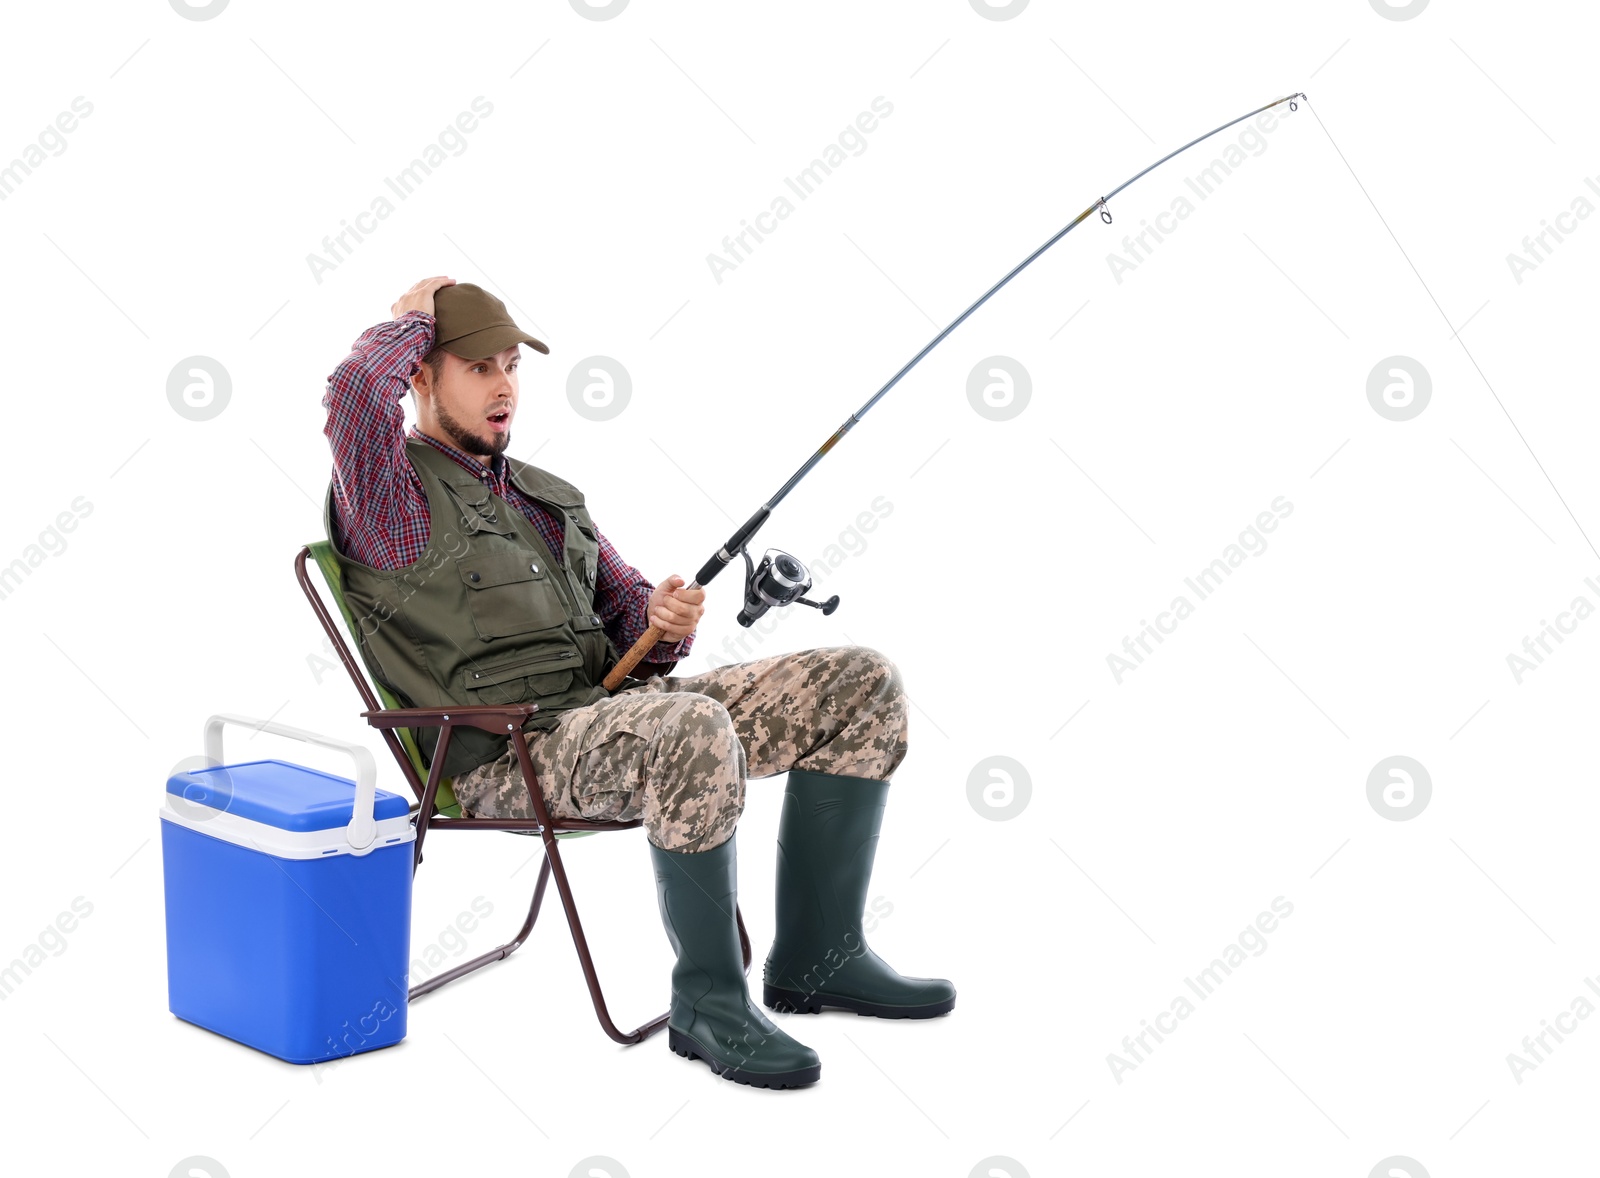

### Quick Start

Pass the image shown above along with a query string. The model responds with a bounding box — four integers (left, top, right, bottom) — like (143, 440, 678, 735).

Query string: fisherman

(320, 276, 954, 1087)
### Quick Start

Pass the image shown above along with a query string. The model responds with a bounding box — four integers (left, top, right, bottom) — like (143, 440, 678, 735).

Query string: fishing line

(605, 92, 1315, 688)
(1298, 95, 1596, 562)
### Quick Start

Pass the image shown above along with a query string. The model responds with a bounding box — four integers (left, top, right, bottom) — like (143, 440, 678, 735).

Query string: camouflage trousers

(450, 644, 909, 853)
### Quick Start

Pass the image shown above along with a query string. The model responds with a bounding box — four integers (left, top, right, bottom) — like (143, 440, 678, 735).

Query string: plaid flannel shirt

(322, 309, 692, 666)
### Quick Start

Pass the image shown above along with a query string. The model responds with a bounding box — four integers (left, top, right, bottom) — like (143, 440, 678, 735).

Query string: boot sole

(668, 1027, 821, 1089)
(763, 983, 956, 1019)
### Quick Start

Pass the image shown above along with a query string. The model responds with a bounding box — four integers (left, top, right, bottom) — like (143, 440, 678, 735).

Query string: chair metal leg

(407, 844, 755, 1031)
(538, 829, 672, 1045)
(488, 728, 676, 1046)
(409, 855, 552, 1001)
(544, 842, 756, 1042)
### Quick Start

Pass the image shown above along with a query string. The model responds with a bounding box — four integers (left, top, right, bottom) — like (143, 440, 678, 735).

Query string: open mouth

(486, 409, 511, 433)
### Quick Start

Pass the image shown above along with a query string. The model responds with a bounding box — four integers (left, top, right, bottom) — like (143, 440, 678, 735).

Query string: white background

(1, 1, 1597, 1175)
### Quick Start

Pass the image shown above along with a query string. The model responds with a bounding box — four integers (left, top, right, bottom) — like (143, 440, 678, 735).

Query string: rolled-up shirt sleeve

(321, 310, 437, 569)
(592, 525, 694, 665)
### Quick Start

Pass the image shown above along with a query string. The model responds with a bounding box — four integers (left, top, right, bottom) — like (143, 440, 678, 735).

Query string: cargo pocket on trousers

(566, 713, 657, 826)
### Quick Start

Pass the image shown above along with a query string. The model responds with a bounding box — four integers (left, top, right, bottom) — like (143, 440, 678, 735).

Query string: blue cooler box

(161, 714, 416, 1064)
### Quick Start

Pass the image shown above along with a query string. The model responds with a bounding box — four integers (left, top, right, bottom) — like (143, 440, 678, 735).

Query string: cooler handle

(202, 714, 381, 853)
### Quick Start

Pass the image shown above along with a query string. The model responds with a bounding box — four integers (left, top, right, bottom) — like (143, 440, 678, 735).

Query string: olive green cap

(432, 282, 549, 359)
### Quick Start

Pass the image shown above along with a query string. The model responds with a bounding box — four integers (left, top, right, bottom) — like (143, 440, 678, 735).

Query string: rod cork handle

(603, 624, 667, 691)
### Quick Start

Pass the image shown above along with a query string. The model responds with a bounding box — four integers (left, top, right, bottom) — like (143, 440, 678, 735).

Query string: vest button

(530, 562, 540, 573)
(468, 571, 480, 582)
(591, 615, 600, 625)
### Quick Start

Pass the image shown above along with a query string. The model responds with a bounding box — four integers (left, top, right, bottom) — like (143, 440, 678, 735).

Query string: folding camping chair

(295, 543, 752, 1045)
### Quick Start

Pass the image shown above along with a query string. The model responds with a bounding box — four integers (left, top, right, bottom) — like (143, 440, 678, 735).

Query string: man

(321, 276, 953, 1088)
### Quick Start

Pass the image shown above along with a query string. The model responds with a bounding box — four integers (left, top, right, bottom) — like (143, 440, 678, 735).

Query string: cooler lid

(166, 758, 411, 832)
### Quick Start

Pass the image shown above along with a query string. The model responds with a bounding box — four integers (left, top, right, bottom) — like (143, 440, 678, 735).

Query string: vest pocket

(462, 646, 580, 704)
(459, 551, 568, 639)
(564, 511, 601, 594)
(444, 481, 516, 538)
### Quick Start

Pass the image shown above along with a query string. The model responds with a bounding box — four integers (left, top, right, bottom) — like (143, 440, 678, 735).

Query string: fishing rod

(602, 90, 1308, 691)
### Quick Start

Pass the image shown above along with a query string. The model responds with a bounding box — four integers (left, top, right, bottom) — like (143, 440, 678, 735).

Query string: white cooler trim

(160, 798, 415, 861)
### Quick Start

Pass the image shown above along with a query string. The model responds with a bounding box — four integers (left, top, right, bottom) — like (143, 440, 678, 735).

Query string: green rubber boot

(649, 832, 821, 1088)
(763, 769, 957, 1018)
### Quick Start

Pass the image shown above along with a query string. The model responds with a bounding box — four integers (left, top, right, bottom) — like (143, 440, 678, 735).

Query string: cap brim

(441, 324, 550, 359)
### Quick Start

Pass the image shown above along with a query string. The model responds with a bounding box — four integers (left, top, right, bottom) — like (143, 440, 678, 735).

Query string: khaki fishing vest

(323, 437, 639, 779)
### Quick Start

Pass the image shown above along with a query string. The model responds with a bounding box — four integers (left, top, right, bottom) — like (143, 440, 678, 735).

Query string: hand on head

(392, 276, 456, 320)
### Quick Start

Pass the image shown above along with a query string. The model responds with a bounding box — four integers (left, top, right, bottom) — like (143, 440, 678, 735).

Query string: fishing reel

(737, 547, 839, 627)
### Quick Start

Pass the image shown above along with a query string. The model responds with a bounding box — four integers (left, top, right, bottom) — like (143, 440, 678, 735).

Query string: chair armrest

(361, 704, 539, 735)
